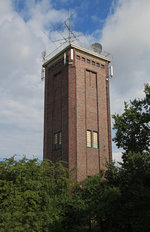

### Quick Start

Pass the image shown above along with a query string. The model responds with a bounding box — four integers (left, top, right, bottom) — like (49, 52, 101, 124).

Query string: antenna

(40, 11, 82, 81)
(41, 67, 45, 81)
(64, 12, 74, 44)
(51, 12, 81, 45)
(42, 49, 46, 62)
(41, 49, 46, 81)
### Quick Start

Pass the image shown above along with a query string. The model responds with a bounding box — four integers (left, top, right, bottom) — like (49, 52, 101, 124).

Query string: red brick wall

(43, 56, 69, 164)
(43, 46, 112, 182)
(75, 49, 112, 181)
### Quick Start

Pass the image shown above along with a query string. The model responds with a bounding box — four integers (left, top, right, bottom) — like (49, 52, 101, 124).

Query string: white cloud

(0, 0, 69, 159)
(101, 0, 150, 105)
(100, 0, 150, 161)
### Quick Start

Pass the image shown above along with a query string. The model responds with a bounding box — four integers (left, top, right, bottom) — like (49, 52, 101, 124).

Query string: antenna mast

(52, 12, 80, 45)
(64, 10, 72, 44)
(41, 12, 81, 81)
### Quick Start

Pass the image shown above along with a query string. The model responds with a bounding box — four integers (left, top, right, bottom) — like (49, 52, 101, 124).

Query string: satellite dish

(90, 43, 102, 54)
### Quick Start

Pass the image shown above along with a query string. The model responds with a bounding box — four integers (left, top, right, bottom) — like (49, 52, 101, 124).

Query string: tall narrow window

(58, 131, 62, 148)
(93, 131, 98, 148)
(54, 131, 62, 150)
(87, 130, 92, 147)
(54, 133, 58, 150)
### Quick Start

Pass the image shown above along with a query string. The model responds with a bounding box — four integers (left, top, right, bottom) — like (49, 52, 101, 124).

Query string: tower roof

(43, 43, 111, 67)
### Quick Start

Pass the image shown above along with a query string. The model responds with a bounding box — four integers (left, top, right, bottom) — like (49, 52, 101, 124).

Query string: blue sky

(51, 0, 116, 34)
(12, 0, 117, 38)
(0, 0, 150, 162)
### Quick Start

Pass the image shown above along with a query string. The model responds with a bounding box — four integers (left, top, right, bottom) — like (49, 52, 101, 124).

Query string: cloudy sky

(0, 0, 150, 161)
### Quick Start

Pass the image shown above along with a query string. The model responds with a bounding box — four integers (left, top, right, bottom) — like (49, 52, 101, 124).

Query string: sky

(0, 0, 150, 162)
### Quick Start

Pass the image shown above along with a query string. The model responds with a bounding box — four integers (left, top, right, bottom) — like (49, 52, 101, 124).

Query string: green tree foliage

(0, 153, 150, 232)
(105, 152, 150, 232)
(0, 157, 71, 232)
(112, 84, 150, 157)
(60, 171, 121, 232)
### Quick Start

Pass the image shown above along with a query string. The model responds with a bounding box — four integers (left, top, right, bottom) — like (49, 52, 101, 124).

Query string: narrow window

(76, 55, 80, 60)
(58, 131, 62, 148)
(54, 133, 58, 150)
(92, 61, 95, 65)
(54, 131, 62, 150)
(87, 59, 90, 64)
(93, 131, 98, 149)
(101, 64, 105, 69)
(87, 130, 92, 147)
(96, 63, 100, 67)
(54, 133, 57, 145)
(82, 57, 85, 62)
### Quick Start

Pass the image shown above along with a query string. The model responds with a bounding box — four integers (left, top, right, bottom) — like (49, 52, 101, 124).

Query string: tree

(61, 171, 122, 232)
(105, 151, 150, 232)
(0, 157, 71, 232)
(112, 84, 150, 158)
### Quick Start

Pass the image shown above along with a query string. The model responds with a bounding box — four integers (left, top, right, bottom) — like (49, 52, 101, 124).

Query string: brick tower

(43, 43, 112, 181)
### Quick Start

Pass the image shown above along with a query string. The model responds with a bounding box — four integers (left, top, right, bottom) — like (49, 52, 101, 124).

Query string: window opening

(87, 130, 92, 147)
(54, 131, 62, 150)
(86, 130, 99, 149)
(59, 132, 62, 145)
(54, 133, 58, 146)
(93, 131, 98, 148)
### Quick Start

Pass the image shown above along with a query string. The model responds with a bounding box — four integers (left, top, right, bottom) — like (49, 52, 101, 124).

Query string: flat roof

(43, 43, 112, 67)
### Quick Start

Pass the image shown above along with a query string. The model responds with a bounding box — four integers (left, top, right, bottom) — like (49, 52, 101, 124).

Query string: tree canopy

(0, 157, 71, 232)
(1, 153, 150, 232)
(112, 83, 150, 157)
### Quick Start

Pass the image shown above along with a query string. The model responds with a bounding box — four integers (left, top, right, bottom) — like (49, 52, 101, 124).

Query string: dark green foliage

(0, 157, 71, 232)
(112, 84, 150, 158)
(105, 152, 150, 232)
(60, 171, 122, 232)
(0, 153, 150, 232)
